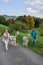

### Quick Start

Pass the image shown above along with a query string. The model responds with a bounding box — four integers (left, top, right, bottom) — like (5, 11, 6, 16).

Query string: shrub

(39, 21, 43, 36)
(8, 21, 27, 33)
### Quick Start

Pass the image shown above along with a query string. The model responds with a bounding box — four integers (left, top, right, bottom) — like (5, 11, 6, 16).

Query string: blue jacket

(31, 29, 36, 39)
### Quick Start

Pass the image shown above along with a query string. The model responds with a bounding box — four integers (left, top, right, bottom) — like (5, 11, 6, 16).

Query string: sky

(0, 0, 43, 18)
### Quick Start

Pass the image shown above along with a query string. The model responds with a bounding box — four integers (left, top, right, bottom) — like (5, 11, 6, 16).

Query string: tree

(6, 18, 15, 26)
(34, 17, 42, 28)
(8, 21, 27, 33)
(29, 16, 35, 29)
(39, 21, 43, 36)
(15, 16, 35, 29)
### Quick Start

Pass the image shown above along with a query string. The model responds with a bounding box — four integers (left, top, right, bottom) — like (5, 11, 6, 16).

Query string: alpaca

(9, 31, 19, 46)
(9, 36, 16, 46)
(23, 34, 30, 47)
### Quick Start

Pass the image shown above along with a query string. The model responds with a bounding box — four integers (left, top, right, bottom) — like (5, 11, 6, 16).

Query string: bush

(9, 31, 16, 35)
(8, 21, 27, 33)
(39, 21, 43, 36)
(16, 34, 23, 44)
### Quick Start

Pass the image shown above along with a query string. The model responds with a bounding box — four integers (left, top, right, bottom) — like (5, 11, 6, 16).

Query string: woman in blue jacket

(31, 28, 37, 46)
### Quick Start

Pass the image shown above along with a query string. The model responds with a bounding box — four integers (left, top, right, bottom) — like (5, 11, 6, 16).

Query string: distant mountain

(3, 15, 16, 18)
(0, 15, 17, 19)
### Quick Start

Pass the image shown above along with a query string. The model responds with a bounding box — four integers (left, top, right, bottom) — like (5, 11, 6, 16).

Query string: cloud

(24, 0, 43, 5)
(24, 0, 43, 10)
(8, 10, 26, 16)
(10, 10, 24, 16)
(26, 7, 43, 18)
(27, 8, 40, 14)
(0, 9, 22, 16)
(0, 10, 4, 15)
(24, 0, 43, 18)
(2, 0, 11, 2)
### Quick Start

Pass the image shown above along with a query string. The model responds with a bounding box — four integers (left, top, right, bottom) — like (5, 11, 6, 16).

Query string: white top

(3, 32, 10, 41)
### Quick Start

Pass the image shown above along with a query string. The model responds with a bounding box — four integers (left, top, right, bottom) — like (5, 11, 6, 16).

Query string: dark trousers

(32, 39, 36, 46)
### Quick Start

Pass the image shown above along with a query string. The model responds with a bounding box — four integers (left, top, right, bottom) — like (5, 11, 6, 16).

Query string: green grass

(0, 24, 8, 36)
(28, 36, 43, 56)
(16, 30, 43, 56)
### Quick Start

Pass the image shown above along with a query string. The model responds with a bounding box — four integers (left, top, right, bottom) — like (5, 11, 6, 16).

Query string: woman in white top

(3, 30, 10, 51)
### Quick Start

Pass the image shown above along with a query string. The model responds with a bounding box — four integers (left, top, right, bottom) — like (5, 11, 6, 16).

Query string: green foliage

(8, 24, 15, 33)
(0, 16, 8, 26)
(6, 18, 15, 26)
(0, 15, 43, 29)
(34, 17, 43, 28)
(10, 31, 16, 35)
(15, 15, 34, 29)
(8, 21, 27, 32)
(16, 34, 23, 44)
(29, 16, 34, 29)
(39, 21, 43, 36)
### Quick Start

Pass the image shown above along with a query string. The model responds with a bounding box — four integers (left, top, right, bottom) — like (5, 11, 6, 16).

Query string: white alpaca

(23, 34, 30, 47)
(9, 31, 19, 46)
(9, 36, 16, 46)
